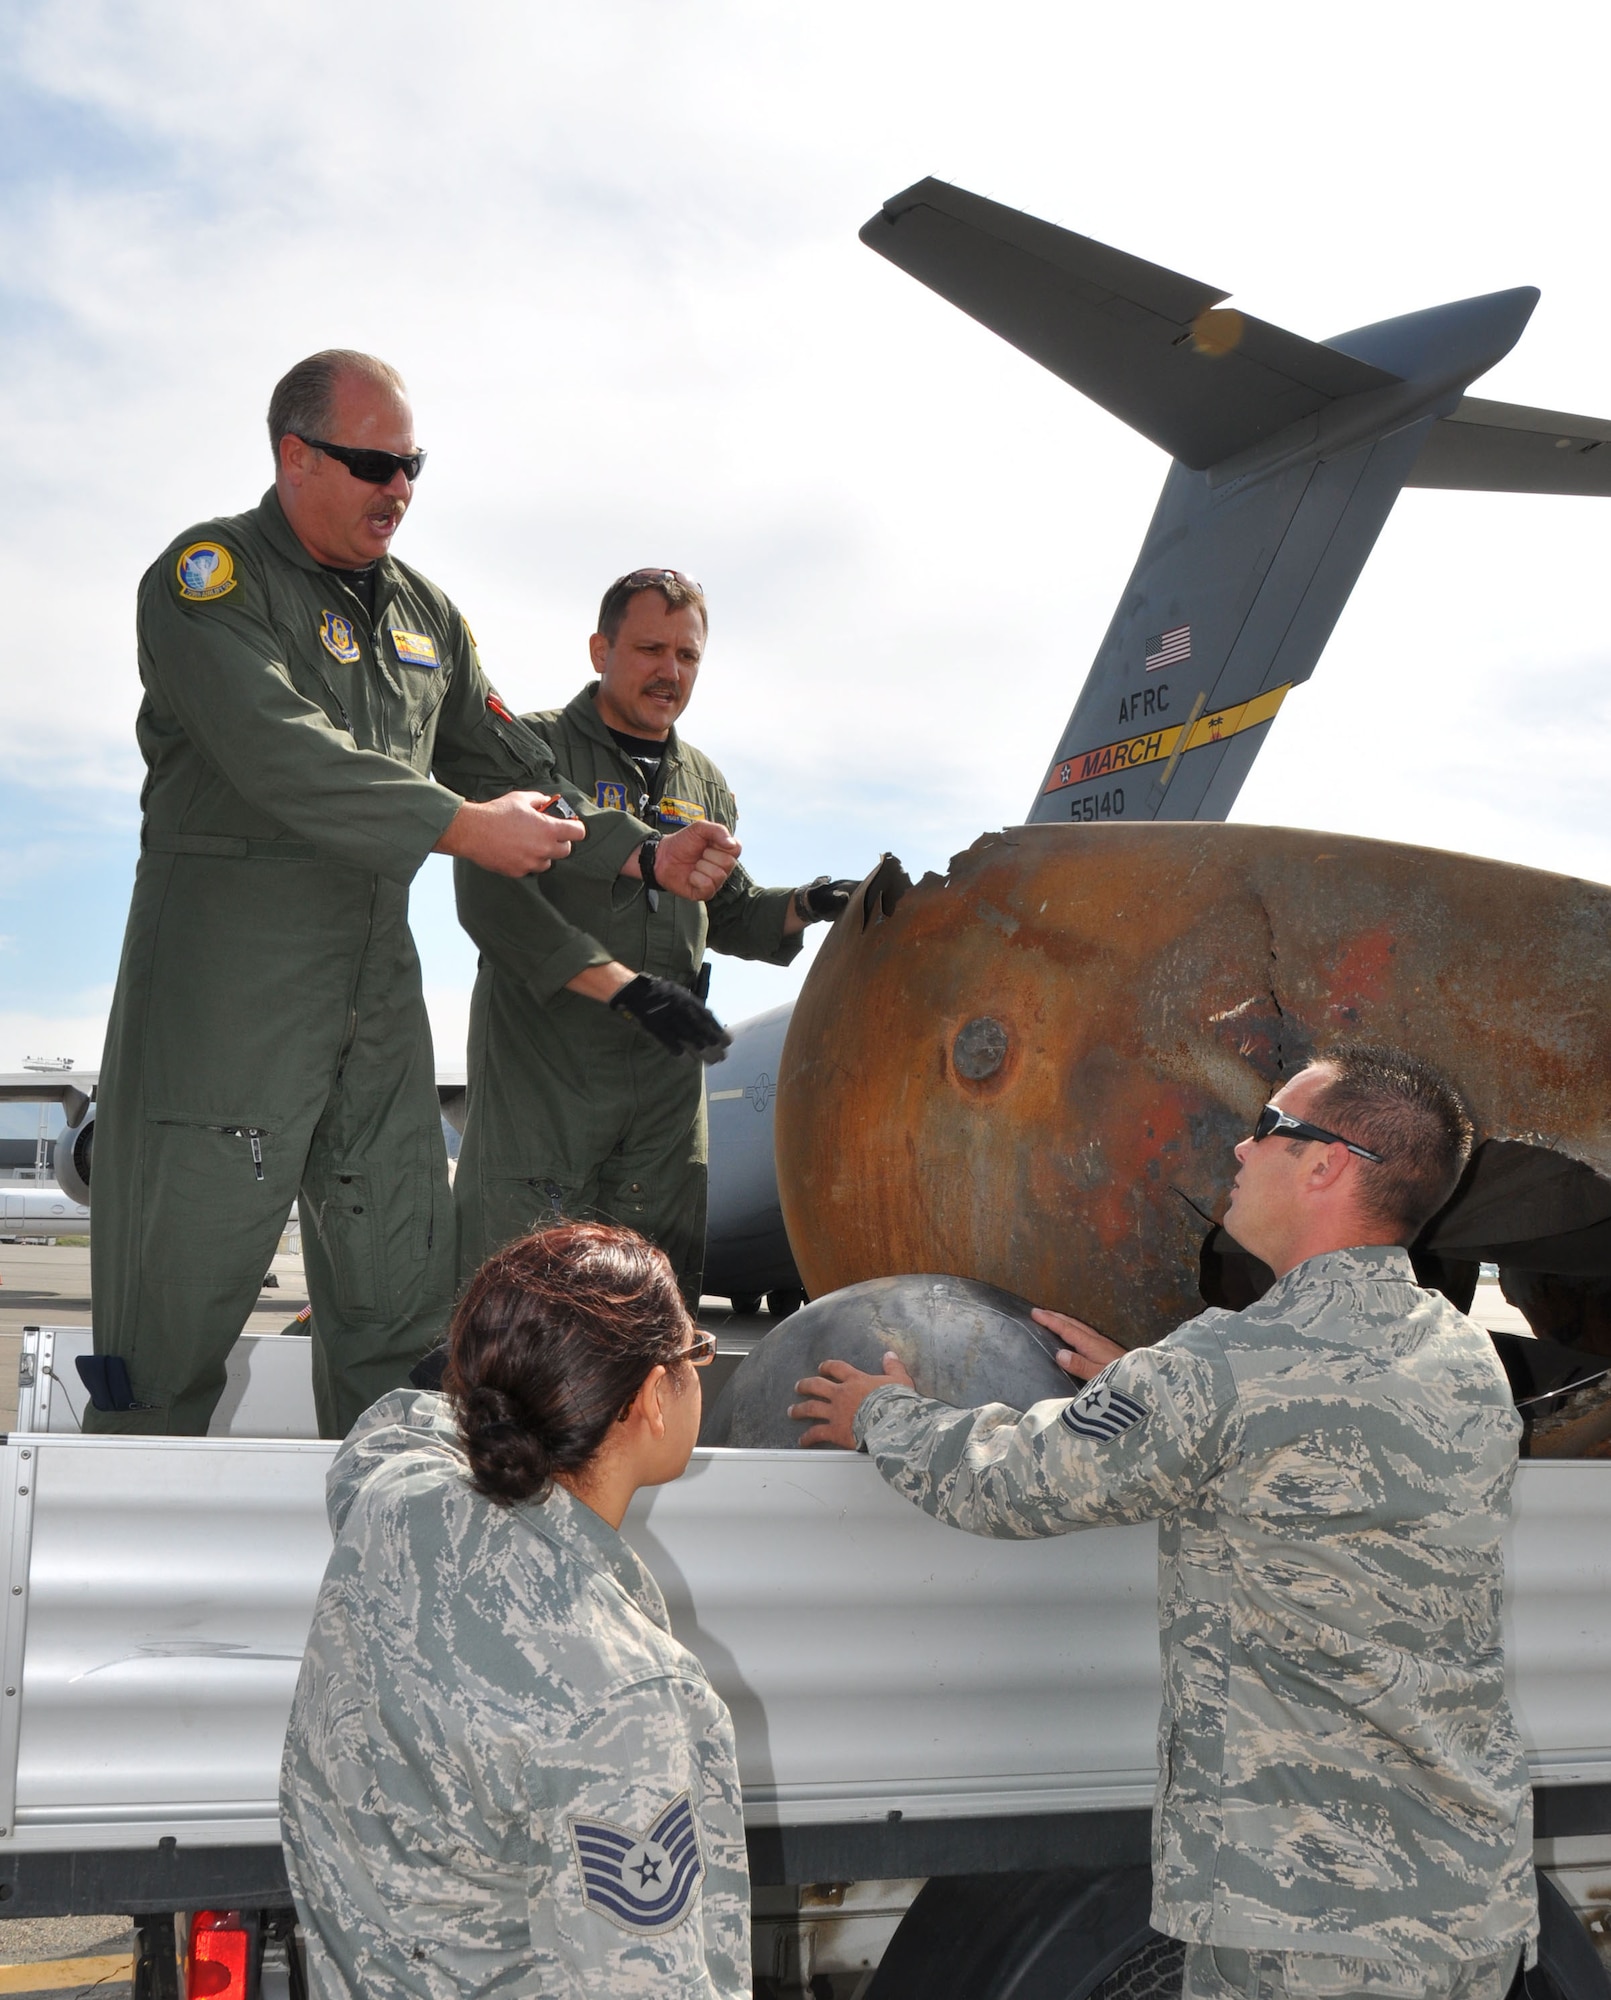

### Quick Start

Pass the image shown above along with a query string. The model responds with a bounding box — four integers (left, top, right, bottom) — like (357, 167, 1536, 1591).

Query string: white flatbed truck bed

(3, 1326, 1607, 1999)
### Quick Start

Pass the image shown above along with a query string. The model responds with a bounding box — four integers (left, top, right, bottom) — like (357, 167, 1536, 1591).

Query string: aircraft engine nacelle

(53, 1099, 95, 1207)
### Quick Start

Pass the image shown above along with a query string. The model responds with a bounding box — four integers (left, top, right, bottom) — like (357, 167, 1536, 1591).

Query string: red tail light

(187, 1910, 250, 1998)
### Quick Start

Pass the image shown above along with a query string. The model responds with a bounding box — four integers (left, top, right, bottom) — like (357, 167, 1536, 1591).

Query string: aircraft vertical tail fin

(1030, 417, 1436, 825)
(860, 179, 1564, 825)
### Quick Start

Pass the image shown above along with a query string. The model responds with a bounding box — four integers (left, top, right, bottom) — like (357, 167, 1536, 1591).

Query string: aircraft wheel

(766, 1286, 805, 1320)
(729, 1294, 763, 1317)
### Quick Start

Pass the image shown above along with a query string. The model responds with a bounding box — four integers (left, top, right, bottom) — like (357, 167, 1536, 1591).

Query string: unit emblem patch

(391, 629, 439, 668)
(1061, 1364, 1147, 1442)
(656, 794, 705, 827)
(569, 1793, 703, 1934)
(319, 611, 361, 664)
(596, 779, 629, 811)
(176, 542, 236, 602)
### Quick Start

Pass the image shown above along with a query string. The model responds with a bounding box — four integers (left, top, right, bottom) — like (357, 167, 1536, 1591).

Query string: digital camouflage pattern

(1181, 1938, 1522, 2000)
(854, 1247, 1538, 1974)
(280, 1392, 749, 1998)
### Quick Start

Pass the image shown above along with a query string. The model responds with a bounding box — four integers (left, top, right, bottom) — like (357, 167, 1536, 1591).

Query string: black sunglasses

(297, 435, 427, 484)
(1252, 1103, 1383, 1163)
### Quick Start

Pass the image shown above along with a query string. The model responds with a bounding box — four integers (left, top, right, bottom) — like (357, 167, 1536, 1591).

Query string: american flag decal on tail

(1145, 626, 1191, 672)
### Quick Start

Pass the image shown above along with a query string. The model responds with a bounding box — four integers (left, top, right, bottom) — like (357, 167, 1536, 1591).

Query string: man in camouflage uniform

(794, 1046, 1537, 2000)
(453, 569, 857, 1303)
(280, 1390, 749, 1998)
(90, 353, 737, 1438)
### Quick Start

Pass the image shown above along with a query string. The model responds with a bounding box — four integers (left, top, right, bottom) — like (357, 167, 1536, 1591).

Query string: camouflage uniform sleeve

(534, 1673, 750, 1999)
(851, 1327, 1240, 1538)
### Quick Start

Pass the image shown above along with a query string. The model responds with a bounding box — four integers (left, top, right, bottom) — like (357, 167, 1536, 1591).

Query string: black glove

(794, 876, 860, 924)
(609, 974, 732, 1064)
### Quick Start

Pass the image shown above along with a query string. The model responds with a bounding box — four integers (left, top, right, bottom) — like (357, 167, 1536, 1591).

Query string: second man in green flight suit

(454, 569, 858, 1306)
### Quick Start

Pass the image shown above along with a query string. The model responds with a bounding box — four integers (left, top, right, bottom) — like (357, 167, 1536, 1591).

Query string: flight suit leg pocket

(472, 1178, 593, 1263)
(306, 1169, 385, 1321)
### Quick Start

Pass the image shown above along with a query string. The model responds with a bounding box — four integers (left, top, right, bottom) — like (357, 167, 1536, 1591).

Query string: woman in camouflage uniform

(280, 1225, 749, 1998)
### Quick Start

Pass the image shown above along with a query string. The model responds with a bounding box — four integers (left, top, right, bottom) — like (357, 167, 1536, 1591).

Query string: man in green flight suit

(454, 568, 859, 1306)
(89, 353, 738, 1439)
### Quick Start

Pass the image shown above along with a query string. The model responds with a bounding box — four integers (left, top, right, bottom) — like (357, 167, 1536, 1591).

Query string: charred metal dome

(773, 825, 1611, 1456)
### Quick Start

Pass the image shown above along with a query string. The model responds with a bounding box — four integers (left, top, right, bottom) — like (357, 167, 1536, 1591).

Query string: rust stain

(775, 824, 1611, 1351)
(1322, 925, 1398, 1014)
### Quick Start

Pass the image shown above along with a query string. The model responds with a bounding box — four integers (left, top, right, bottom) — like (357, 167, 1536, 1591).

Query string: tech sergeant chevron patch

(568, 1792, 704, 1934)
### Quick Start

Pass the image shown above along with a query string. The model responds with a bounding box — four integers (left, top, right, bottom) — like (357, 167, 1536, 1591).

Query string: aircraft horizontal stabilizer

(860, 177, 1401, 470)
(1408, 396, 1611, 496)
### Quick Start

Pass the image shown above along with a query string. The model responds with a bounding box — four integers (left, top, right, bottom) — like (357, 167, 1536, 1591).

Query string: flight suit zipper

(304, 657, 350, 731)
(213, 1127, 266, 1180)
(409, 677, 448, 751)
(606, 742, 663, 911)
(334, 879, 380, 1086)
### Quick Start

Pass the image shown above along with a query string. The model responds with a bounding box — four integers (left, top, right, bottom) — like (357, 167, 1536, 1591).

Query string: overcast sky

(2, 0, 1608, 1076)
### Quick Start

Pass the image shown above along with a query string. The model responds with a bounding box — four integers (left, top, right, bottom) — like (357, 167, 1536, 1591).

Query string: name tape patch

(1061, 1364, 1147, 1442)
(569, 1792, 703, 1934)
(656, 794, 705, 828)
(391, 628, 439, 668)
(176, 542, 236, 602)
(319, 610, 360, 664)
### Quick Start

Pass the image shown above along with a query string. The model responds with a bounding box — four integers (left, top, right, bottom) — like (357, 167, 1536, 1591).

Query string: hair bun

(443, 1222, 693, 1505)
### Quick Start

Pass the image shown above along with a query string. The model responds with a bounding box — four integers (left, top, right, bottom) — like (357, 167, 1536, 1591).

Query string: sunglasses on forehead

(296, 435, 427, 484)
(674, 1328, 717, 1367)
(1251, 1103, 1384, 1163)
(610, 567, 704, 595)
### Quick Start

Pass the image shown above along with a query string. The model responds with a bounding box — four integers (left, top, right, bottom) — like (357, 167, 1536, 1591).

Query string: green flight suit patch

(391, 629, 439, 668)
(319, 610, 360, 663)
(176, 542, 237, 601)
(655, 794, 704, 827)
